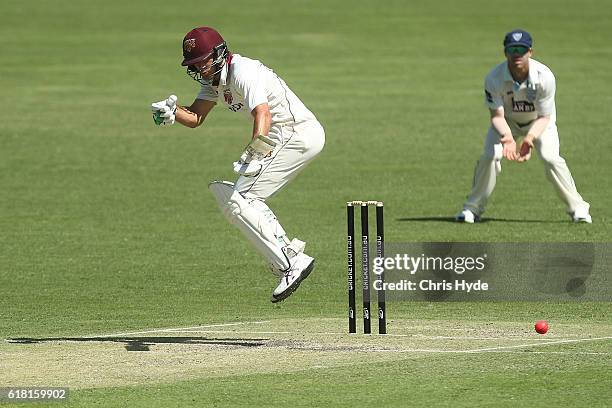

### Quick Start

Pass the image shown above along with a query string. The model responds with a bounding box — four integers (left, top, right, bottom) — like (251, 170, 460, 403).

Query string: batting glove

(232, 135, 277, 176)
(151, 95, 178, 125)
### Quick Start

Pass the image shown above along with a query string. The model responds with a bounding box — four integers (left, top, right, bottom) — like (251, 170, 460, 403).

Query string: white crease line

(492, 350, 611, 355)
(356, 337, 612, 354)
(93, 321, 272, 338)
(154, 330, 612, 354)
(175, 329, 418, 337)
(351, 349, 468, 353)
(177, 330, 293, 335)
(466, 336, 612, 353)
(363, 348, 611, 354)
(412, 335, 546, 340)
(172, 329, 583, 341)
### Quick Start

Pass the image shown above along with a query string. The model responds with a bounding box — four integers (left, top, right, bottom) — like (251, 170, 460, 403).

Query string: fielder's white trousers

(464, 124, 589, 216)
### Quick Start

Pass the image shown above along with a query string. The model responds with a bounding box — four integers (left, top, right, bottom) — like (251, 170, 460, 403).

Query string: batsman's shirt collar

(218, 53, 234, 86)
(503, 58, 540, 90)
(219, 63, 229, 86)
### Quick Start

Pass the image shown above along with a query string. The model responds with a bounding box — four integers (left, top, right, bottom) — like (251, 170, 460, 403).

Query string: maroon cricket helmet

(181, 26, 226, 66)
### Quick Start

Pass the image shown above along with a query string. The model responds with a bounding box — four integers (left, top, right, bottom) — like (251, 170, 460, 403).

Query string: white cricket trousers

(232, 120, 324, 271)
(235, 120, 325, 199)
(464, 124, 589, 215)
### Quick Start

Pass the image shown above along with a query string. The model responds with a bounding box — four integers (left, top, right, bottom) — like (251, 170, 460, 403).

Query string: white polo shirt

(197, 54, 317, 126)
(484, 58, 556, 128)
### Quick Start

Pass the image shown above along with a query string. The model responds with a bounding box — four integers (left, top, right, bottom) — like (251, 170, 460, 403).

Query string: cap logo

(512, 32, 523, 41)
(184, 38, 196, 52)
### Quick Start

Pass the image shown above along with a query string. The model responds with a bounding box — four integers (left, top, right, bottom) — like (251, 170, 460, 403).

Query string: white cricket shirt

(197, 54, 316, 126)
(484, 58, 556, 127)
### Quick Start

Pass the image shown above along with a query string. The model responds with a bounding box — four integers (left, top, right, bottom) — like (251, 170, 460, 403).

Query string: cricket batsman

(456, 29, 592, 223)
(151, 27, 325, 302)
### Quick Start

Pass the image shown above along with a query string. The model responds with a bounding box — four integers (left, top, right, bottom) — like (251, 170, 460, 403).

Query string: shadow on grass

(397, 216, 567, 224)
(7, 336, 267, 351)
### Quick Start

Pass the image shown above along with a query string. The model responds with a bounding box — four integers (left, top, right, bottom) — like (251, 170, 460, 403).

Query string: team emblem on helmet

(512, 32, 523, 41)
(183, 39, 196, 52)
(181, 27, 229, 87)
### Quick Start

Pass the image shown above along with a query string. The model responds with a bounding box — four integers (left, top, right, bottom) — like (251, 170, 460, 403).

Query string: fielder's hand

(151, 95, 178, 125)
(500, 133, 518, 161)
(518, 136, 534, 163)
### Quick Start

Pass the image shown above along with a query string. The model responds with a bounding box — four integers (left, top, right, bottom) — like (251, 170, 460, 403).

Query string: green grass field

(1, 0, 611, 406)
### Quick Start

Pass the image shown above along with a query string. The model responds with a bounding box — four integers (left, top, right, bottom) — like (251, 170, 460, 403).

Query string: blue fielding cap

(503, 29, 533, 49)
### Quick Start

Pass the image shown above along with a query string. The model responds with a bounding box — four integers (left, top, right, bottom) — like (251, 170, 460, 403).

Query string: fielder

(456, 29, 591, 223)
(151, 27, 325, 302)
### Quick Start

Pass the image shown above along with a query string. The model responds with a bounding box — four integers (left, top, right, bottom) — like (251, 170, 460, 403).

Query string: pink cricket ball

(535, 320, 549, 334)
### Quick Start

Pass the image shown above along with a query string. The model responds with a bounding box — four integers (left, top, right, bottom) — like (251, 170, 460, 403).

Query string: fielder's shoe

(455, 209, 480, 224)
(572, 208, 592, 224)
(271, 253, 315, 303)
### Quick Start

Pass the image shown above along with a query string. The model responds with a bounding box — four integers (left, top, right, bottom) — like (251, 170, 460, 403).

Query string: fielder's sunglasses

(505, 45, 530, 55)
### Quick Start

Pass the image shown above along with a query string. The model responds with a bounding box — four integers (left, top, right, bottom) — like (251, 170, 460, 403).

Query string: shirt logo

(183, 39, 196, 52)
(512, 98, 535, 113)
(526, 86, 537, 102)
(485, 90, 493, 103)
(223, 89, 233, 105)
(228, 103, 244, 112)
(512, 32, 523, 41)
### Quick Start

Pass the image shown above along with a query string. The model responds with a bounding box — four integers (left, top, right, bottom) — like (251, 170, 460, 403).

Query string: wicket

(347, 200, 386, 334)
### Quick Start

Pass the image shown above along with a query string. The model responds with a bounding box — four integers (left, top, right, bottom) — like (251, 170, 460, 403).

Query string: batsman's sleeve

(196, 84, 219, 102)
(484, 74, 503, 110)
(535, 70, 555, 116)
(234, 64, 267, 112)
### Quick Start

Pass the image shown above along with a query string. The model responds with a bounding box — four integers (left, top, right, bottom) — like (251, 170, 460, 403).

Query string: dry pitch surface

(3, 318, 611, 389)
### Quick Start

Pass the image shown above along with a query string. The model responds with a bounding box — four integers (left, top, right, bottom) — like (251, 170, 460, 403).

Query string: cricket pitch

(3, 318, 611, 389)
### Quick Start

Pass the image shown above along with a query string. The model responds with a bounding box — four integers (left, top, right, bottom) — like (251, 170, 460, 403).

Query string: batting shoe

(271, 253, 315, 303)
(572, 207, 592, 224)
(455, 209, 480, 223)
